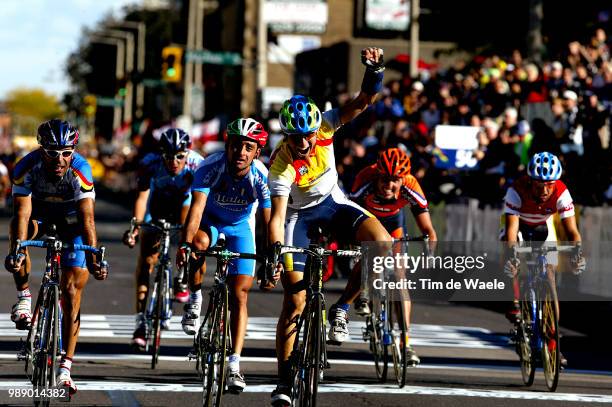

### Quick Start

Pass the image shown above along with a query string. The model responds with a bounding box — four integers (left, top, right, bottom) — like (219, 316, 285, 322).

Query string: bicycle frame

(130, 218, 182, 369)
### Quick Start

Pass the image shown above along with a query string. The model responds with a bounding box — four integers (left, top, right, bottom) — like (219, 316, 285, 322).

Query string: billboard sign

(264, 0, 328, 34)
(365, 0, 410, 31)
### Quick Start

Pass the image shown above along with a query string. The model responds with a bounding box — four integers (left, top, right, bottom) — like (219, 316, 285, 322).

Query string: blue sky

(0, 0, 137, 101)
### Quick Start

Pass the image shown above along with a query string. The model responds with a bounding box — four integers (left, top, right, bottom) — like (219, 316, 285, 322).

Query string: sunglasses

(43, 148, 74, 158)
(288, 132, 317, 143)
(163, 152, 187, 161)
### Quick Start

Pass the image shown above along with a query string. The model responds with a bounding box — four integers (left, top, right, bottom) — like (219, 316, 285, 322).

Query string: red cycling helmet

(376, 148, 411, 178)
(227, 118, 268, 147)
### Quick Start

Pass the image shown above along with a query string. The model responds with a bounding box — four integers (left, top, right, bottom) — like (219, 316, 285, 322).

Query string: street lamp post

(89, 36, 125, 132)
(100, 30, 135, 125)
(111, 21, 146, 119)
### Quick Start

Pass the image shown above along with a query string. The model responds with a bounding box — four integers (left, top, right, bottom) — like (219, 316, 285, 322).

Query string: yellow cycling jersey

(268, 109, 342, 209)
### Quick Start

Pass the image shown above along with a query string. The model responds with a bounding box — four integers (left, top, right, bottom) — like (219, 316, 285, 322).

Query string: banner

(434, 125, 479, 170)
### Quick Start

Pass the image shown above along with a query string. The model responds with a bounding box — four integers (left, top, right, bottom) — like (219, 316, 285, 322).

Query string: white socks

(228, 353, 240, 373)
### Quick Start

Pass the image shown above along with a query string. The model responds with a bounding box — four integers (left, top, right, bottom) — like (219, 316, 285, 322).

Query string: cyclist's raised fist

(361, 47, 384, 71)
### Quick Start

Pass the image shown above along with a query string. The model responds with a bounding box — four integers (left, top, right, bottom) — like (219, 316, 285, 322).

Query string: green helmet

(278, 95, 322, 135)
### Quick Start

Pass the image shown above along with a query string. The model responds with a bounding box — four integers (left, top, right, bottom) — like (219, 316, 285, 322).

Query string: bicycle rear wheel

(389, 301, 408, 388)
(368, 297, 388, 382)
(518, 291, 536, 386)
(202, 286, 228, 407)
(150, 267, 165, 369)
(541, 281, 560, 392)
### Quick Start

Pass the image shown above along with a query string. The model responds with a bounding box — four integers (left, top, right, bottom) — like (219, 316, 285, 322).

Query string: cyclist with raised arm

(123, 128, 203, 350)
(502, 151, 586, 367)
(176, 118, 271, 393)
(350, 147, 438, 365)
(267, 47, 393, 406)
(5, 119, 107, 396)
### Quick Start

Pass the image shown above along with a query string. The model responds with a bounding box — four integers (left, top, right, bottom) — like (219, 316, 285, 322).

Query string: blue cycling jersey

(192, 152, 271, 225)
(137, 150, 204, 222)
(11, 149, 96, 268)
(12, 149, 95, 220)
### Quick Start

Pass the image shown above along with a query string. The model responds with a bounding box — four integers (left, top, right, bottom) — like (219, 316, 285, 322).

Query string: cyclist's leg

(58, 235, 89, 394)
(275, 206, 310, 386)
(135, 228, 160, 314)
(225, 222, 256, 377)
(182, 224, 212, 335)
(337, 215, 392, 306)
(9, 219, 38, 327)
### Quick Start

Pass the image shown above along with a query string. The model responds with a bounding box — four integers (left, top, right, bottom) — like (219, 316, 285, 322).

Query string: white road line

(0, 381, 611, 403)
(0, 315, 510, 349)
(1, 353, 610, 377)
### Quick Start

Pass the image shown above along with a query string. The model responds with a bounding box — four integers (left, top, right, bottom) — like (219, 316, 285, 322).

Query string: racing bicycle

(268, 240, 362, 407)
(511, 243, 576, 392)
(187, 234, 264, 407)
(128, 218, 183, 369)
(362, 234, 428, 388)
(16, 226, 107, 405)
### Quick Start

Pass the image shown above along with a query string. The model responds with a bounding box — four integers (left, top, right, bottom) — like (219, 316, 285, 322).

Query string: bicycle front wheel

(150, 268, 165, 369)
(368, 297, 388, 382)
(541, 280, 560, 392)
(389, 301, 407, 388)
(519, 291, 536, 387)
(202, 286, 228, 407)
(34, 285, 59, 407)
(293, 295, 322, 407)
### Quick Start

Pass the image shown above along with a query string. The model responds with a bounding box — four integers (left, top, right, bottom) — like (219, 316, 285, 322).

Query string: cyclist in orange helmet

(350, 147, 438, 365)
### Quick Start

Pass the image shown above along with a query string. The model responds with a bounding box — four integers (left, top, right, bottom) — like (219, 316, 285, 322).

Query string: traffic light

(83, 95, 97, 117)
(162, 46, 183, 82)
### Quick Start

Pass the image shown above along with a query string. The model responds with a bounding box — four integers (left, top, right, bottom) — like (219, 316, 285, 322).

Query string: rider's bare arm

(10, 195, 32, 252)
(182, 190, 208, 245)
(338, 47, 384, 125)
(77, 198, 97, 248)
(268, 196, 288, 246)
(132, 189, 150, 223)
(504, 214, 520, 243)
(414, 212, 437, 241)
(561, 215, 581, 242)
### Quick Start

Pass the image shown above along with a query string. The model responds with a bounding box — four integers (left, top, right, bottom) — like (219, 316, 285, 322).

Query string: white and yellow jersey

(268, 109, 342, 209)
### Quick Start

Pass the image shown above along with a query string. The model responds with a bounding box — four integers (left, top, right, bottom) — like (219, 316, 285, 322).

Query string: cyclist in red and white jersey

(502, 151, 585, 367)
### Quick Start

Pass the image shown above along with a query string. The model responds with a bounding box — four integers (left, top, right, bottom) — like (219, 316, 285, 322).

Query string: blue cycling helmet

(278, 95, 322, 135)
(159, 128, 191, 154)
(527, 152, 562, 181)
(37, 119, 79, 148)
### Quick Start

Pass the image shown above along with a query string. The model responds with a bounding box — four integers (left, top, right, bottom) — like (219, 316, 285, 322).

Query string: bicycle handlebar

(395, 234, 430, 242)
(15, 239, 108, 269)
(266, 242, 361, 284)
(129, 217, 183, 234)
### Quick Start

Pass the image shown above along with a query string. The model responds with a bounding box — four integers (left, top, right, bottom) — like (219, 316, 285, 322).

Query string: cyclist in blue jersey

(176, 118, 270, 393)
(122, 128, 204, 350)
(4, 119, 107, 396)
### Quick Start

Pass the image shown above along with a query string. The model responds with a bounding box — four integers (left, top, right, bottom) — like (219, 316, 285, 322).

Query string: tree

(5, 88, 64, 136)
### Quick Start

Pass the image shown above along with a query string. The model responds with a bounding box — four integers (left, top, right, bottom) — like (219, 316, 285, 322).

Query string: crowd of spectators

(331, 28, 611, 207)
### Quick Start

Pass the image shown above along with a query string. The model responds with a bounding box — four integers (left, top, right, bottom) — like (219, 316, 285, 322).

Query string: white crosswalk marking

(0, 314, 509, 349)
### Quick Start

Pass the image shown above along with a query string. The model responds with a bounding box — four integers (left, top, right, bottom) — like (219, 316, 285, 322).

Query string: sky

(0, 0, 138, 101)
